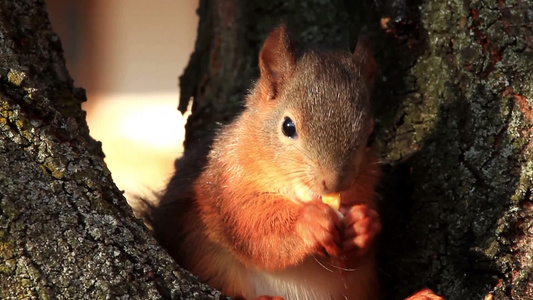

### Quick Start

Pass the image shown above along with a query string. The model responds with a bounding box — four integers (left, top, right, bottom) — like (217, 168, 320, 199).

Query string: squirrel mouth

(294, 187, 344, 216)
(293, 186, 340, 205)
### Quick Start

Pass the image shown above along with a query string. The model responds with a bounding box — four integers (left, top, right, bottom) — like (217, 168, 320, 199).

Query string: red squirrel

(151, 25, 442, 300)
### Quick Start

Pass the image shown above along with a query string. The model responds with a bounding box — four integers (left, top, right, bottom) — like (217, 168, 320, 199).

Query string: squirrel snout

(317, 171, 353, 195)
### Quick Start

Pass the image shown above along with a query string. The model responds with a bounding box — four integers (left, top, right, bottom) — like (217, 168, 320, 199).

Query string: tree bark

(179, 0, 533, 299)
(0, 1, 223, 299)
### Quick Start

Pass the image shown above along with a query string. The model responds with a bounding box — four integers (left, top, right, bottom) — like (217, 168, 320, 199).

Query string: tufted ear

(352, 35, 377, 89)
(258, 24, 296, 101)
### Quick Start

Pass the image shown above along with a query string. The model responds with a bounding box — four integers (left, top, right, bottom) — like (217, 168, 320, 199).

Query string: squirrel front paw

(297, 201, 342, 257)
(342, 205, 381, 256)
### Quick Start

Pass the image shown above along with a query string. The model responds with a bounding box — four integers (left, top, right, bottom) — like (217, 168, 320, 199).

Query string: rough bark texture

(0, 1, 224, 299)
(179, 0, 532, 299)
(377, 1, 533, 299)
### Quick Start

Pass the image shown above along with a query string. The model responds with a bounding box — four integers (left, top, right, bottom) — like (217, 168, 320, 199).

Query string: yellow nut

(322, 193, 341, 211)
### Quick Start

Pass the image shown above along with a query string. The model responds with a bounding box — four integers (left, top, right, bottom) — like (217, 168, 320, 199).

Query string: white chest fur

(248, 256, 377, 300)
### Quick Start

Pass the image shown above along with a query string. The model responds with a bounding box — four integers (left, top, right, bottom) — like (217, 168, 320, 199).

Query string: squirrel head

(244, 25, 377, 203)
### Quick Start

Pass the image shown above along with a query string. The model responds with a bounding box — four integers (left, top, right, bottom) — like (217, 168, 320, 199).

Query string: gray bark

(0, 1, 222, 299)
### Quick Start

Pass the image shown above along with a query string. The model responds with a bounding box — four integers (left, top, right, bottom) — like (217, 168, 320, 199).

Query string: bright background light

(47, 0, 199, 201)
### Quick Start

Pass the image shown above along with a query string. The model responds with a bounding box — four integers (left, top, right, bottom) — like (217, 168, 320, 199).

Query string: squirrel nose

(319, 173, 352, 194)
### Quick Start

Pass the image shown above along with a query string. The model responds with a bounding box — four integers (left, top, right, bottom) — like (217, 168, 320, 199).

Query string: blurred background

(46, 0, 199, 201)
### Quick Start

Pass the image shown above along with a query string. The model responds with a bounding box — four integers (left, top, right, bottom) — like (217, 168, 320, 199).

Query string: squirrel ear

(353, 36, 377, 89)
(258, 24, 295, 101)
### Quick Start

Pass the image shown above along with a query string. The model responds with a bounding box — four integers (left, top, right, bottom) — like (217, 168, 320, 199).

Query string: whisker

(312, 255, 334, 273)
(329, 263, 357, 272)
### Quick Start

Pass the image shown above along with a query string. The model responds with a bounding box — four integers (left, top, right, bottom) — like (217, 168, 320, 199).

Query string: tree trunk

(0, 1, 223, 299)
(179, 0, 533, 299)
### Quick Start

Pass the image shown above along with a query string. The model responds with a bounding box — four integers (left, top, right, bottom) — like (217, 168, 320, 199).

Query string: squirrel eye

(282, 117, 297, 139)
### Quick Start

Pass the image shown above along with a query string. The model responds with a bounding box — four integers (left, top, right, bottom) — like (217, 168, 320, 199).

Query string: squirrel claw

(342, 205, 381, 255)
(298, 201, 342, 257)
